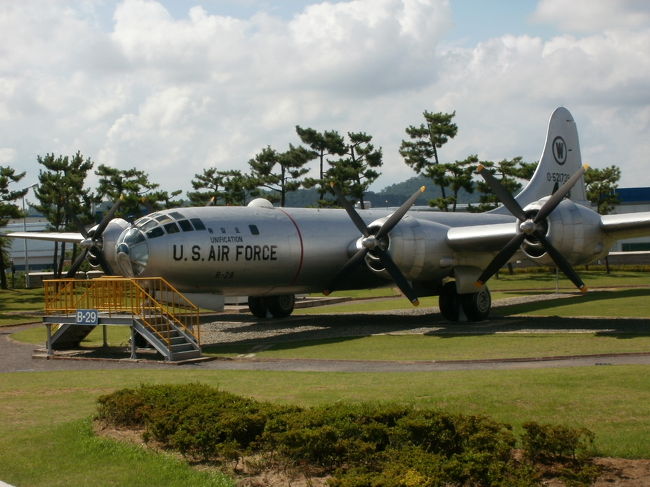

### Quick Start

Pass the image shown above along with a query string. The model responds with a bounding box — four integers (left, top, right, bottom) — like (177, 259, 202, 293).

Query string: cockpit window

(140, 220, 157, 232)
(155, 214, 172, 224)
(164, 222, 180, 234)
(146, 227, 164, 239)
(124, 228, 146, 245)
(170, 211, 185, 220)
(178, 219, 193, 232)
(190, 218, 206, 230)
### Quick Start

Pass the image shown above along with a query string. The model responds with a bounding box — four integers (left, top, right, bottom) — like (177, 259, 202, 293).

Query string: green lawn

(1, 366, 650, 479)
(500, 288, 650, 317)
(202, 333, 650, 361)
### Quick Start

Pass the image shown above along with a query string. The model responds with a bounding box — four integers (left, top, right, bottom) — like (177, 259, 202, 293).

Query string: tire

(266, 294, 295, 319)
(248, 296, 268, 318)
(460, 287, 491, 322)
(439, 281, 460, 321)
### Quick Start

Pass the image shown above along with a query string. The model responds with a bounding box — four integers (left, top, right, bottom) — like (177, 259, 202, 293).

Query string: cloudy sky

(1, 0, 649, 197)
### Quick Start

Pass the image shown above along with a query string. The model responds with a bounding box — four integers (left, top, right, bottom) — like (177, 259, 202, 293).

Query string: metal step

(170, 349, 202, 361)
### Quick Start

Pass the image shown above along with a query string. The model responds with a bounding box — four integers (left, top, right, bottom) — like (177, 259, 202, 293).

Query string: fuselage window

(220, 227, 226, 234)
(178, 220, 194, 232)
(146, 227, 164, 239)
(249, 224, 259, 235)
(191, 218, 206, 230)
(164, 222, 180, 234)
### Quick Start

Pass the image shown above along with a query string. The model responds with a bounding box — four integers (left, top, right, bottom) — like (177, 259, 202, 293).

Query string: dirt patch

(593, 457, 650, 486)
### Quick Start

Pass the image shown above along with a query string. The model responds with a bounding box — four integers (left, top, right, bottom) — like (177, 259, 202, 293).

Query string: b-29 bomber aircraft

(9, 107, 650, 321)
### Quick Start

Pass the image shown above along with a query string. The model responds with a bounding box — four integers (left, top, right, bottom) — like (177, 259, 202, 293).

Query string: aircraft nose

(115, 227, 149, 276)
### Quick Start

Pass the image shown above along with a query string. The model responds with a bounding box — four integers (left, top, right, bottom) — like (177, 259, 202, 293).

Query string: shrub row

(96, 383, 599, 486)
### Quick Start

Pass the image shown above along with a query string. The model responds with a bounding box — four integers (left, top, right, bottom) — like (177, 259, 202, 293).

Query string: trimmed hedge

(96, 383, 599, 486)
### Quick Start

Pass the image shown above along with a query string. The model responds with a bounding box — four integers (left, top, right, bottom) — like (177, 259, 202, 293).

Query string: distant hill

(283, 175, 480, 208)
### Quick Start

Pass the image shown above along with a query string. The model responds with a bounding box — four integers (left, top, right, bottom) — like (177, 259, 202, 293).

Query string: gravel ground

(198, 292, 595, 346)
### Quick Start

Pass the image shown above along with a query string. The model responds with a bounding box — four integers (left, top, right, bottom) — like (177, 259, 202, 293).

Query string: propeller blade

(475, 233, 526, 286)
(323, 248, 368, 296)
(66, 248, 89, 278)
(94, 196, 123, 237)
(476, 164, 527, 221)
(375, 186, 425, 240)
(331, 184, 370, 237)
(376, 249, 419, 305)
(534, 165, 587, 223)
(535, 232, 587, 293)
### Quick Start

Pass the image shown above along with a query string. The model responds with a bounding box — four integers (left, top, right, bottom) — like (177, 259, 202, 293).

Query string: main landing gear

(248, 294, 296, 319)
(438, 281, 491, 322)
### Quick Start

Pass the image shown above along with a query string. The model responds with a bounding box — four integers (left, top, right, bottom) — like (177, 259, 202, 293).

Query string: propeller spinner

(475, 164, 589, 293)
(323, 185, 425, 305)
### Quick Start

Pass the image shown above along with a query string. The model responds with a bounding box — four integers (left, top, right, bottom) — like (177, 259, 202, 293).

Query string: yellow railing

(43, 277, 200, 345)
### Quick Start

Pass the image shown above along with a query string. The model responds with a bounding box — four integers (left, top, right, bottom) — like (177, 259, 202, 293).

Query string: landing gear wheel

(460, 287, 491, 322)
(439, 281, 461, 321)
(248, 296, 268, 318)
(266, 294, 295, 318)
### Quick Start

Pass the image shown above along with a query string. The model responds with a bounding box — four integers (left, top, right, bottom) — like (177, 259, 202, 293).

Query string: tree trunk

(57, 242, 66, 278)
(52, 241, 59, 276)
(0, 251, 7, 290)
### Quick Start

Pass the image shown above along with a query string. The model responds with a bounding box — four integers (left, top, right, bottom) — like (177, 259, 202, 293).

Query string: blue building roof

(616, 187, 650, 204)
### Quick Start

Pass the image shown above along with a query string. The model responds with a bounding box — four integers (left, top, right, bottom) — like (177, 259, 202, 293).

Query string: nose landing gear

(248, 294, 296, 319)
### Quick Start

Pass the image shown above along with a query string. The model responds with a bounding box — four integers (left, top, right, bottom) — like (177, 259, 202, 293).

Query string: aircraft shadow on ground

(495, 288, 649, 316)
(201, 295, 650, 355)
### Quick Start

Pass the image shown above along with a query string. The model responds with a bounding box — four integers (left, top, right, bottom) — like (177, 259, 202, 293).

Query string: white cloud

(533, 0, 650, 33)
(0, 0, 649, 197)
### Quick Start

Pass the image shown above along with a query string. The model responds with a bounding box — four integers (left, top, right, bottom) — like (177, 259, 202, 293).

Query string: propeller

(323, 185, 425, 305)
(475, 164, 588, 293)
(66, 197, 123, 278)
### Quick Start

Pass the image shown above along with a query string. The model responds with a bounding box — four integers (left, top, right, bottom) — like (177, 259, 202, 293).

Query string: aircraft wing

(600, 212, 650, 240)
(445, 212, 650, 252)
(4, 231, 84, 244)
(446, 222, 517, 251)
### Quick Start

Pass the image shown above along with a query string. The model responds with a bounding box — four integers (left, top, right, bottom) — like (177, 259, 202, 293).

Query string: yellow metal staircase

(43, 277, 201, 361)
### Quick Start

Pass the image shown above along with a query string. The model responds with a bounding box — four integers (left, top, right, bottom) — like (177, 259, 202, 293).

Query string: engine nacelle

(364, 216, 451, 281)
(521, 199, 608, 265)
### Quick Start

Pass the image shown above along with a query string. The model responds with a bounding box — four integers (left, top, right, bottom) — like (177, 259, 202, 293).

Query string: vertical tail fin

(513, 107, 587, 208)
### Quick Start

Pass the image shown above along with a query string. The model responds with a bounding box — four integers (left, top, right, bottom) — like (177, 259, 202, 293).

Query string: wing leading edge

(4, 231, 84, 244)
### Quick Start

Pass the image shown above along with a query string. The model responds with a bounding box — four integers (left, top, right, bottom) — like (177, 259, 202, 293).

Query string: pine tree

(400, 111, 458, 210)
(0, 166, 27, 288)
